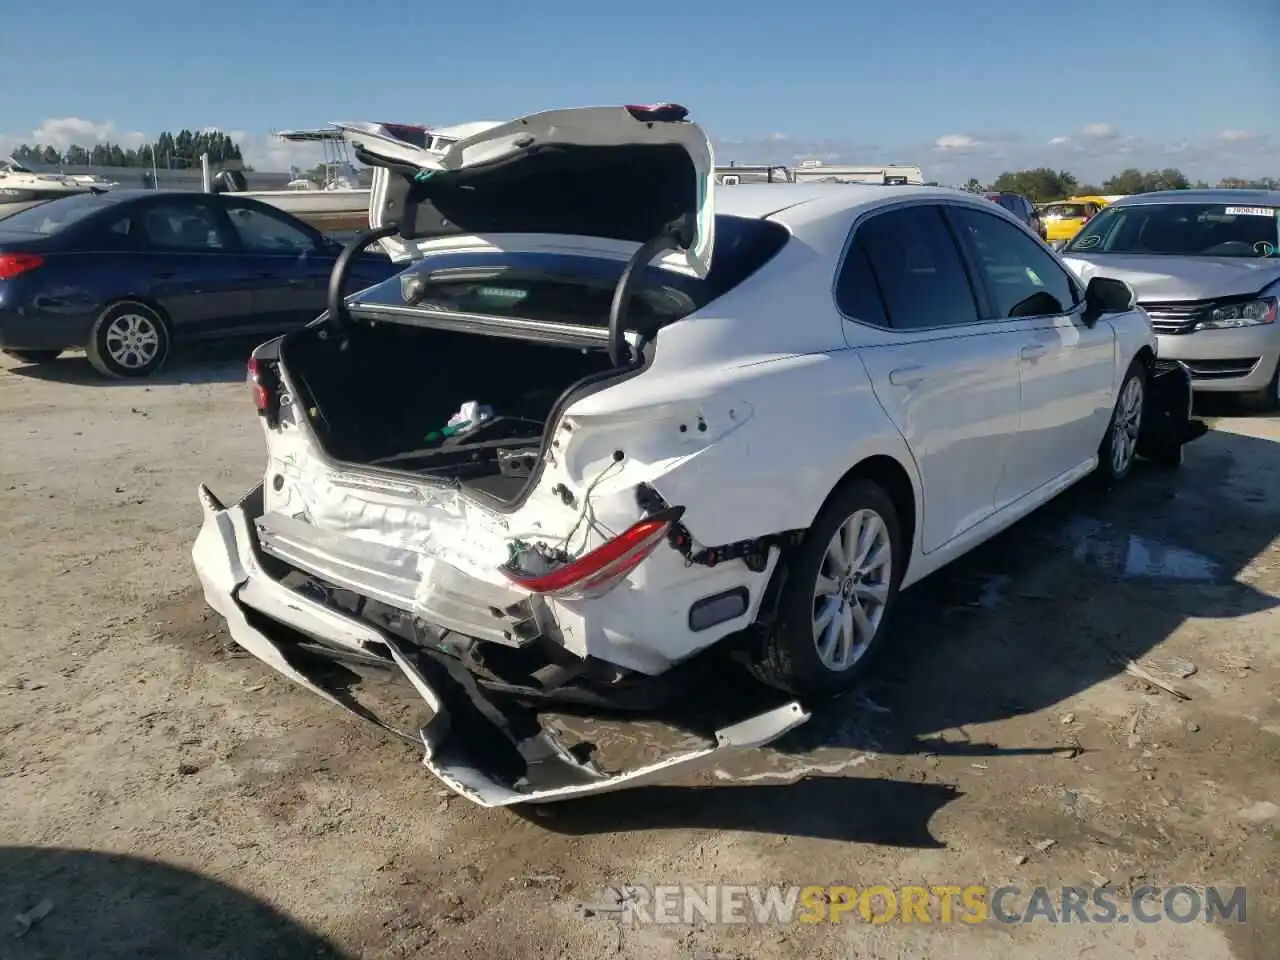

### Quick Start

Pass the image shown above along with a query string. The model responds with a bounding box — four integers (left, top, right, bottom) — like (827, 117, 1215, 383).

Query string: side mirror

(1081, 276, 1136, 328)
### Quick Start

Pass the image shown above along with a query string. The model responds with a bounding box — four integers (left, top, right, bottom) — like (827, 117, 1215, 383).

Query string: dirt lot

(2, 348, 1278, 960)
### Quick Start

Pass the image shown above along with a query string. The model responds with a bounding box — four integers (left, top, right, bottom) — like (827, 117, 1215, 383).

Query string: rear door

(945, 203, 1116, 501)
(838, 203, 1024, 553)
(133, 196, 259, 340)
(220, 198, 333, 330)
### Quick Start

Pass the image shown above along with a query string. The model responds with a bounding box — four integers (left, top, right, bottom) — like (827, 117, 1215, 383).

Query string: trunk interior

(279, 320, 619, 505)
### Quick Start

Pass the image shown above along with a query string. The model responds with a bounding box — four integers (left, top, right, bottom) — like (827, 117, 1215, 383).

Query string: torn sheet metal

(192, 483, 811, 806)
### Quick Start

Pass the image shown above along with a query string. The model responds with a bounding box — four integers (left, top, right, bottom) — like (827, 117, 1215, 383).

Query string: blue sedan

(0, 190, 399, 378)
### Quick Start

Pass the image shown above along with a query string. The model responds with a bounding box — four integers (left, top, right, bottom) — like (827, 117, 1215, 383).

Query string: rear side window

(847, 205, 980, 329)
(140, 202, 226, 252)
(834, 239, 889, 326)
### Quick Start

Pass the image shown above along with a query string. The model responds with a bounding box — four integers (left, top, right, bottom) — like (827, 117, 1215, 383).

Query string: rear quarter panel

(1, 248, 156, 348)
(554, 237, 922, 553)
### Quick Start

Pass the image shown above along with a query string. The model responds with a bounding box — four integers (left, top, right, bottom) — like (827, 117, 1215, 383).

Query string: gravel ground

(1, 347, 1277, 960)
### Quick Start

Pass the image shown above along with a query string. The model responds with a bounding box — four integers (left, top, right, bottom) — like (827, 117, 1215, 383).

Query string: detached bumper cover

(191, 483, 810, 807)
(1138, 359, 1208, 461)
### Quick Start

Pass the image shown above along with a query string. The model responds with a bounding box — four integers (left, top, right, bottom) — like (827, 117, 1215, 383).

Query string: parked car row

(190, 105, 1206, 807)
(0, 190, 398, 377)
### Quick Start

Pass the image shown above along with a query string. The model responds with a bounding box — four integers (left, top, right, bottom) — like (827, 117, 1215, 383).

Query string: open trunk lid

(331, 105, 716, 279)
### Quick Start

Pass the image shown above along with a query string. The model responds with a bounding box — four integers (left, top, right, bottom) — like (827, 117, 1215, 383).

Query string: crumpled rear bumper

(191, 483, 810, 807)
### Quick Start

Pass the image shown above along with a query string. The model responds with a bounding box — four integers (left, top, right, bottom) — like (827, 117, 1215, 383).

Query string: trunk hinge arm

(607, 213, 696, 368)
(324, 223, 403, 346)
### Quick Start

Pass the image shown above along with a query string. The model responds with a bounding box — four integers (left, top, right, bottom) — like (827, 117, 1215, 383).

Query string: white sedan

(192, 105, 1203, 806)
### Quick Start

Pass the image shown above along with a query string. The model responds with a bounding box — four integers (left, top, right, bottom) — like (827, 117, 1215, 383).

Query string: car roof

(1110, 188, 1280, 207)
(717, 182, 979, 227)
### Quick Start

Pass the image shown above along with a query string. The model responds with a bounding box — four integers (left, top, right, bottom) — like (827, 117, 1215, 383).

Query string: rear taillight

(247, 356, 278, 419)
(0, 253, 44, 281)
(501, 507, 685, 600)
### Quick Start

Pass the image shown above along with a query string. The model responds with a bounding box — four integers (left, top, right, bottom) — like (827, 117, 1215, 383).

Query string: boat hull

(240, 189, 370, 217)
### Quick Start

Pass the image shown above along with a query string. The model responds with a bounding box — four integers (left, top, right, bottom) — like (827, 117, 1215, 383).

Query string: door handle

(151, 271, 175, 280)
(888, 364, 930, 387)
(256, 271, 279, 279)
(1020, 344, 1047, 360)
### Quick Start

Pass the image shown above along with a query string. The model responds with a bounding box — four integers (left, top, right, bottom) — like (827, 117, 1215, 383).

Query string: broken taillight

(0, 253, 44, 281)
(246, 356, 279, 420)
(502, 507, 685, 600)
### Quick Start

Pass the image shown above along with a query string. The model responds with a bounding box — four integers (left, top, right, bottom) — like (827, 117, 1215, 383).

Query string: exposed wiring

(560, 457, 624, 556)
(502, 456, 624, 560)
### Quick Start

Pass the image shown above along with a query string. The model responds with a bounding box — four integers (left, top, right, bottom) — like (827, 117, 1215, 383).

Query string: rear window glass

(353, 214, 789, 327)
(0, 194, 116, 235)
(1042, 203, 1089, 219)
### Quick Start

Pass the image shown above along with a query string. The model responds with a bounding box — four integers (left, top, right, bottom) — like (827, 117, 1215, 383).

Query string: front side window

(851, 205, 980, 329)
(949, 206, 1079, 318)
(1065, 202, 1280, 258)
(225, 203, 317, 253)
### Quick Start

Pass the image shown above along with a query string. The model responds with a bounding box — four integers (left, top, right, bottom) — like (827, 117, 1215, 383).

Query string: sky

(1, 0, 1276, 185)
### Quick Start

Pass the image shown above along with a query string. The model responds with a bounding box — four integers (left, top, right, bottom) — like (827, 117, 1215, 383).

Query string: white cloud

(934, 133, 980, 152)
(1082, 122, 1118, 141)
(1218, 129, 1256, 142)
(221, 129, 326, 172)
(765, 132, 789, 142)
(1048, 135, 1073, 146)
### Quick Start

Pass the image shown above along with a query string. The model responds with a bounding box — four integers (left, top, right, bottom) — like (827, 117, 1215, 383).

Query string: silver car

(1061, 189, 1280, 411)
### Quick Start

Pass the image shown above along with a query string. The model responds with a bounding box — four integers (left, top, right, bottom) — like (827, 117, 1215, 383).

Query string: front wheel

(750, 479, 904, 696)
(1096, 361, 1146, 484)
(86, 302, 172, 379)
(2, 349, 62, 364)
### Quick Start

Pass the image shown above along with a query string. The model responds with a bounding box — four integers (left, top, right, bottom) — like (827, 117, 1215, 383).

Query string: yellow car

(1040, 198, 1106, 243)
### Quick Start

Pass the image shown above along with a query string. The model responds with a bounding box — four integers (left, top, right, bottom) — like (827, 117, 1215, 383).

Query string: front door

(134, 197, 258, 340)
(944, 205, 1116, 502)
(221, 199, 332, 331)
(837, 203, 1024, 553)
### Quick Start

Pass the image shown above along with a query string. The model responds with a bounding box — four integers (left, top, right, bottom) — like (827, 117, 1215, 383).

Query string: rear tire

(749, 479, 905, 696)
(1095, 361, 1146, 485)
(86, 302, 172, 379)
(3, 349, 62, 364)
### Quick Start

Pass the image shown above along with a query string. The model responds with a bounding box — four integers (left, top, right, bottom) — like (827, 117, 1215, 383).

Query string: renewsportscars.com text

(608, 884, 1246, 926)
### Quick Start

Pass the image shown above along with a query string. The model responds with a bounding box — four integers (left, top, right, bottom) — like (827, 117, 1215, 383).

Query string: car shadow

(527, 423, 1278, 837)
(518, 776, 957, 847)
(4, 338, 267, 386)
(0, 846, 349, 959)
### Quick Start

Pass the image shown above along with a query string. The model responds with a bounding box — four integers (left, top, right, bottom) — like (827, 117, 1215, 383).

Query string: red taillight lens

(0, 253, 44, 281)
(502, 508, 685, 600)
(246, 356, 274, 414)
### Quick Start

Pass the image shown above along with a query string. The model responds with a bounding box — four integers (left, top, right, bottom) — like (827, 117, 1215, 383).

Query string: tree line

(963, 167, 1278, 202)
(9, 130, 245, 170)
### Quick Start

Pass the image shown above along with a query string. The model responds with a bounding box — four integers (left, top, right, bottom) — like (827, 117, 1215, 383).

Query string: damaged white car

(192, 105, 1205, 806)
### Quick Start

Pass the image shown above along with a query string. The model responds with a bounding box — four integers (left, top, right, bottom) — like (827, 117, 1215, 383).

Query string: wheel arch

(98, 295, 173, 330)
(816, 453, 920, 582)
